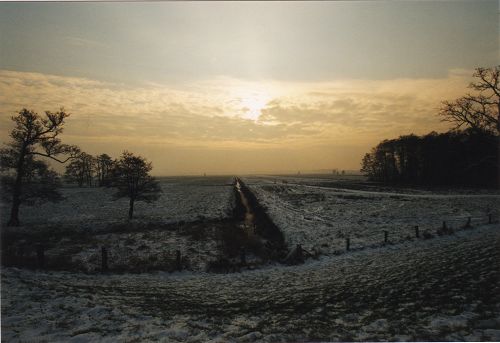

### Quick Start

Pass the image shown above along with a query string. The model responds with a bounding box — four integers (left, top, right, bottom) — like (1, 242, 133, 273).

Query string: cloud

(0, 69, 473, 155)
(257, 70, 474, 143)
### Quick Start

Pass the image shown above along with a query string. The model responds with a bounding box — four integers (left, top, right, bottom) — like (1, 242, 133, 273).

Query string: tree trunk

(497, 108, 500, 133)
(7, 145, 26, 227)
(128, 198, 134, 219)
(8, 200, 21, 226)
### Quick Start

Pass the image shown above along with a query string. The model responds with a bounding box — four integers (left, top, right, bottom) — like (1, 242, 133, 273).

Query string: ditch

(1, 177, 289, 273)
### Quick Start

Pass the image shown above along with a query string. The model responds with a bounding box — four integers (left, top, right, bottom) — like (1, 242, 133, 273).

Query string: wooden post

(101, 247, 108, 272)
(345, 237, 350, 251)
(489, 214, 492, 224)
(384, 231, 388, 244)
(296, 244, 303, 263)
(176, 250, 182, 271)
(465, 217, 471, 228)
(240, 247, 247, 265)
(36, 244, 45, 269)
(415, 225, 420, 238)
(442, 221, 447, 230)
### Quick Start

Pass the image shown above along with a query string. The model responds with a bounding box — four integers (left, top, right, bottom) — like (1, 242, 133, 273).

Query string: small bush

(436, 225, 454, 236)
(422, 230, 434, 239)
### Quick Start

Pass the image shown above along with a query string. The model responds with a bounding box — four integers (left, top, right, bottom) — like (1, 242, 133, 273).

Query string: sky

(0, 1, 498, 175)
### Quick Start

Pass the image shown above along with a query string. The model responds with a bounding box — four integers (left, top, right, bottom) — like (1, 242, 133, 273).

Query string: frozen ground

(2, 224, 500, 342)
(1, 219, 238, 273)
(243, 175, 500, 254)
(0, 176, 234, 231)
(56, 222, 222, 273)
(2, 175, 500, 341)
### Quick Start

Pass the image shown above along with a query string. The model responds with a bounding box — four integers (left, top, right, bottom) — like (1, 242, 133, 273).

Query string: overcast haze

(0, 1, 498, 175)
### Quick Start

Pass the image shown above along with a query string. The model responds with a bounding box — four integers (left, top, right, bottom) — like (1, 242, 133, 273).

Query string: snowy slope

(2, 225, 499, 342)
(244, 176, 500, 254)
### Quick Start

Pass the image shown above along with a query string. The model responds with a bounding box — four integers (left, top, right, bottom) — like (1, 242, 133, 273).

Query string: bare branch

(440, 66, 500, 134)
(30, 152, 75, 164)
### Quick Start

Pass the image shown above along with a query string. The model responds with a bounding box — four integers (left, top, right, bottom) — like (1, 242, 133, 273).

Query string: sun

(228, 83, 278, 121)
(231, 86, 273, 121)
(241, 96, 269, 121)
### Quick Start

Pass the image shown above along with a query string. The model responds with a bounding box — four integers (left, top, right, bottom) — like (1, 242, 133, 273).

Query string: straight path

(273, 181, 500, 199)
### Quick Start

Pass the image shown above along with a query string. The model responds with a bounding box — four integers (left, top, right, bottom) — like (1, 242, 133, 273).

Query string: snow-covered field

(46, 222, 222, 273)
(2, 174, 500, 341)
(0, 176, 234, 230)
(2, 225, 499, 342)
(1, 177, 236, 273)
(243, 175, 500, 254)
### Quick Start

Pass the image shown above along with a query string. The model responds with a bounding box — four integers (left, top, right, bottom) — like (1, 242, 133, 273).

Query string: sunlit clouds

(0, 69, 474, 174)
(0, 1, 497, 174)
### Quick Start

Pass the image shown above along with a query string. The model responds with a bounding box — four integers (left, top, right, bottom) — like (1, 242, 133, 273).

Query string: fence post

(101, 247, 108, 272)
(442, 221, 447, 230)
(240, 247, 247, 265)
(17, 245, 25, 257)
(384, 230, 388, 244)
(489, 214, 492, 224)
(465, 217, 471, 228)
(415, 225, 419, 238)
(296, 244, 304, 263)
(176, 250, 182, 271)
(36, 244, 45, 269)
(345, 237, 350, 251)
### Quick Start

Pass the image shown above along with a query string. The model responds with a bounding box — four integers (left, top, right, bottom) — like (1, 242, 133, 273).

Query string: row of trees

(65, 153, 114, 187)
(0, 109, 160, 226)
(361, 130, 498, 187)
(361, 66, 499, 187)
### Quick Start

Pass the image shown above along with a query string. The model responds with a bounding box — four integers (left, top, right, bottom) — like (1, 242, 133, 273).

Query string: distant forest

(361, 130, 498, 187)
(361, 66, 499, 188)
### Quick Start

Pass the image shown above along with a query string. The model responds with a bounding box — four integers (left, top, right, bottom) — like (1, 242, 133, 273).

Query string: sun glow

(241, 96, 269, 121)
(229, 85, 274, 121)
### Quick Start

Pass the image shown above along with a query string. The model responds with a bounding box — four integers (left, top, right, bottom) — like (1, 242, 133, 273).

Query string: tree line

(64, 153, 114, 187)
(0, 109, 160, 226)
(361, 130, 498, 187)
(361, 66, 499, 188)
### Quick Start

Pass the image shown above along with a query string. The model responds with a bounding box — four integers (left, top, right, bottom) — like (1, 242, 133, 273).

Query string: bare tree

(440, 66, 500, 134)
(64, 152, 95, 187)
(0, 108, 80, 226)
(65, 158, 84, 187)
(111, 151, 161, 219)
(95, 153, 113, 187)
